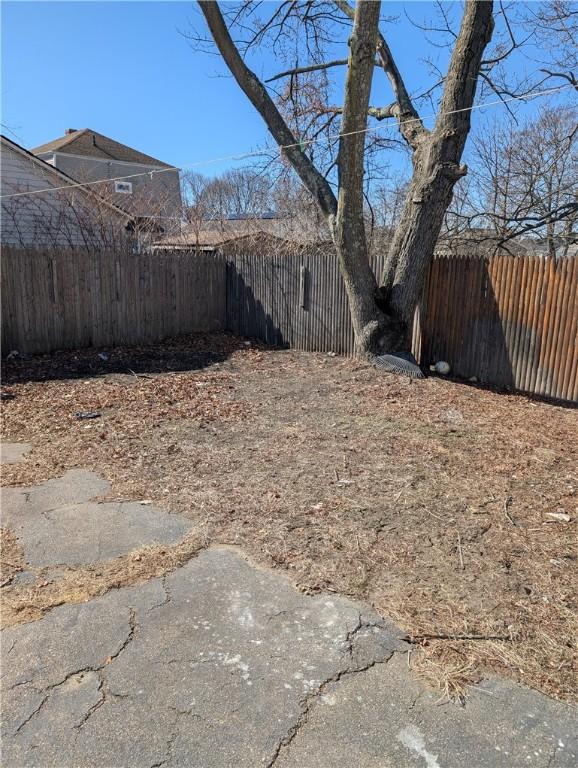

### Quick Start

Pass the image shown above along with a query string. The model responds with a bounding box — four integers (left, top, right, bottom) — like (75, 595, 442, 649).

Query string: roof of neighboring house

(1, 134, 134, 225)
(224, 211, 278, 221)
(153, 218, 277, 250)
(153, 228, 280, 251)
(154, 213, 330, 250)
(32, 129, 175, 169)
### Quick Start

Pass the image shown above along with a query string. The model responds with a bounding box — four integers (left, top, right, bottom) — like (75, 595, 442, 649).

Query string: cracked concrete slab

(1, 548, 404, 767)
(1, 548, 576, 768)
(1, 470, 191, 567)
(272, 653, 577, 768)
(0, 442, 31, 464)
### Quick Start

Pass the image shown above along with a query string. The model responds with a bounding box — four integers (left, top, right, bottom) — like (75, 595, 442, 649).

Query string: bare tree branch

(539, 68, 578, 91)
(198, 1, 338, 219)
(334, 0, 429, 150)
(265, 58, 349, 83)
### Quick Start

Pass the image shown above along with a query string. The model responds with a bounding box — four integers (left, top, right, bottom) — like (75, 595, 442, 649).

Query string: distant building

(33, 128, 182, 234)
(1, 135, 133, 249)
(153, 211, 330, 252)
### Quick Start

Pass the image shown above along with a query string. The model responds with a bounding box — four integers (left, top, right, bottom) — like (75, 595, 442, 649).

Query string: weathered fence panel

(1, 247, 226, 354)
(225, 251, 577, 402)
(2, 246, 575, 401)
(422, 254, 577, 401)
(225, 251, 387, 356)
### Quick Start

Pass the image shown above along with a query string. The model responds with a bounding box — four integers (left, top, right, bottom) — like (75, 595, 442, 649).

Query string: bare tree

(182, 168, 272, 223)
(218, 168, 271, 215)
(180, 170, 213, 246)
(444, 106, 578, 257)
(528, 1, 578, 91)
(197, 0, 495, 356)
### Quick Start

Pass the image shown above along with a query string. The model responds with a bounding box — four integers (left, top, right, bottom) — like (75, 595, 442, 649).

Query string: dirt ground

(1, 333, 576, 703)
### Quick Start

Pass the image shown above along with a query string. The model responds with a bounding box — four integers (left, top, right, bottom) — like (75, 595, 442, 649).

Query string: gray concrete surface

(0, 441, 31, 464)
(1, 548, 576, 768)
(1, 469, 191, 567)
(273, 652, 577, 768)
(1, 460, 576, 767)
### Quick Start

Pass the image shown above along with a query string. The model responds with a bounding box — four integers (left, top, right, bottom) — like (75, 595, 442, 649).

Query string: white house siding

(1, 141, 130, 249)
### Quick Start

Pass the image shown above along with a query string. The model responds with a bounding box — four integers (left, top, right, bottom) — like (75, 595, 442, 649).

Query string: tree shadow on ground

(1, 332, 251, 385)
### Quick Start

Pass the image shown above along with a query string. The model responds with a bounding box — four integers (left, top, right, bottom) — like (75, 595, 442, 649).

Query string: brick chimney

(65, 128, 77, 135)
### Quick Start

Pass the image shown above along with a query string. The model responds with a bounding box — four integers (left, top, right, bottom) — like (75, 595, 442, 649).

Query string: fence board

(1, 247, 226, 354)
(2, 245, 576, 402)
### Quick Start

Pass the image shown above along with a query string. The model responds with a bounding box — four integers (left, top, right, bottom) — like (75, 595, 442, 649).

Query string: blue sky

(1, 1, 574, 178)
(1, 1, 268, 173)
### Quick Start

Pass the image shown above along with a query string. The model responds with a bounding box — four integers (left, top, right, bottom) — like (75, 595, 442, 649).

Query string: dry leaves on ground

(1, 333, 576, 702)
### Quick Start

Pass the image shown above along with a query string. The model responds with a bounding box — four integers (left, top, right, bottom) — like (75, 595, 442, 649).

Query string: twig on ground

(504, 495, 516, 526)
(127, 369, 154, 379)
(410, 633, 511, 642)
(457, 533, 465, 570)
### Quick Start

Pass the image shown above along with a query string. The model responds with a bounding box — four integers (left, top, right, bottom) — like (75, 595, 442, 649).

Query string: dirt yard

(1, 333, 576, 703)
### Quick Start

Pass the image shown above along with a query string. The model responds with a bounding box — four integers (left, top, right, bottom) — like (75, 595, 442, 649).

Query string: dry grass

(0, 528, 25, 586)
(1, 333, 576, 702)
(0, 531, 207, 626)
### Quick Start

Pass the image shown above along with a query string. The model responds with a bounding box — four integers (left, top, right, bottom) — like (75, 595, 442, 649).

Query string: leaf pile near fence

(1, 247, 225, 354)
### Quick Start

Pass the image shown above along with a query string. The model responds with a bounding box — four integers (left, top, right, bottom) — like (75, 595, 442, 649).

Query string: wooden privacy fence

(226, 250, 365, 356)
(1, 247, 226, 354)
(2, 246, 576, 401)
(421, 253, 577, 402)
(225, 251, 577, 402)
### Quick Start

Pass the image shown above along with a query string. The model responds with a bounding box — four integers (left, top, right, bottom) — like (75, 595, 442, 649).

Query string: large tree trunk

(381, 1, 495, 346)
(334, 236, 404, 355)
(380, 147, 468, 345)
(331, 0, 395, 357)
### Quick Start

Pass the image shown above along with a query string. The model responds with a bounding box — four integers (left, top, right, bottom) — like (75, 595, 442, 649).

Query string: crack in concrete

(11, 607, 137, 737)
(74, 672, 105, 731)
(546, 745, 560, 768)
(265, 624, 401, 767)
(342, 613, 364, 659)
(169, 705, 203, 719)
(408, 691, 424, 712)
(266, 610, 290, 624)
(21, 500, 96, 517)
(153, 657, 213, 668)
(8, 678, 34, 691)
(148, 576, 172, 613)
(147, 709, 184, 768)
(12, 695, 48, 736)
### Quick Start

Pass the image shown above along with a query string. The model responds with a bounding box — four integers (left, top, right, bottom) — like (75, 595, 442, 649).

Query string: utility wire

(0, 83, 574, 201)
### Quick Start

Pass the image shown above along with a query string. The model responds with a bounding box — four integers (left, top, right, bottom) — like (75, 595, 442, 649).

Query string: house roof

(153, 216, 302, 250)
(153, 228, 273, 251)
(154, 212, 331, 250)
(1, 134, 134, 224)
(32, 129, 175, 169)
